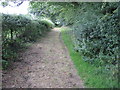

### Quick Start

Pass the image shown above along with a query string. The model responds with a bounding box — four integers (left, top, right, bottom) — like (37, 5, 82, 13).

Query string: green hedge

(58, 2, 119, 87)
(71, 3, 119, 80)
(1, 13, 54, 69)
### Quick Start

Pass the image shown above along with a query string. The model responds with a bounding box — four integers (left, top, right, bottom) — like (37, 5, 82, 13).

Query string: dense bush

(1, 13, 54, 69)
(40, 18, 55, 29)
(71, 3, 119, 78)
(53, 2, 119, 87)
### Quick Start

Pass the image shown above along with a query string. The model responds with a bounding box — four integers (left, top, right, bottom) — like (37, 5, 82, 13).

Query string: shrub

(0, 59, 9, 69)
(58, 2, 119, 87)
(40, 18, 55, 29)
(2, 13, 53, 69)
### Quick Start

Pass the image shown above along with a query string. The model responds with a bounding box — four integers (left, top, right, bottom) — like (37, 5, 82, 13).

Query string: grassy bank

(61, 27, 118, 88)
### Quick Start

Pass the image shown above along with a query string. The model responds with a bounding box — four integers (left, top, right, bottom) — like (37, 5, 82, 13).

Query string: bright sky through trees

(0, 1, 29, 15)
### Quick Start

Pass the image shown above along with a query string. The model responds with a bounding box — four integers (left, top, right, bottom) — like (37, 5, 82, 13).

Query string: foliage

(0, 1, 24, 7)
(29, 2, 63, 26)
(56, 2, 119, 88)
(71, 3, 119, 80)
(0, 59, 9, 69)
(1, 1, 119, 88)
(61, 27, 119, 88)
(40, 18, 55, 28)
(2, 13, 54, 69)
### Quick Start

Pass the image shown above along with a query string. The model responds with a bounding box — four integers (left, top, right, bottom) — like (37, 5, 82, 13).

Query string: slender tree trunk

(11, 28, 13, 40)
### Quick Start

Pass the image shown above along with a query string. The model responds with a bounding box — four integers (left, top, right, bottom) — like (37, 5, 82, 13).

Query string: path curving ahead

(2, 28, 84, 88)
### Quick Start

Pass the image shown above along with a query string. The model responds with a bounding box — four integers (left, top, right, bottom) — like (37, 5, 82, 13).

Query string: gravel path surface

(2, 28, 84, 88)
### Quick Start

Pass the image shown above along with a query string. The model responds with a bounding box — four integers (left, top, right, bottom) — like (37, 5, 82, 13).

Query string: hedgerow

(54, 2, 119, 87)
(2, 13, 54, 69)
(71, 3, 119, 81)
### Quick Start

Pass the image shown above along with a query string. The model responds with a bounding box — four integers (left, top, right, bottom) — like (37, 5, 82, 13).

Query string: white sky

(0, 1, 29, 15)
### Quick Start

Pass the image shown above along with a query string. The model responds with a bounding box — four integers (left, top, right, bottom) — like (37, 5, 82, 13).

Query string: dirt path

(2, 28, 84, 88)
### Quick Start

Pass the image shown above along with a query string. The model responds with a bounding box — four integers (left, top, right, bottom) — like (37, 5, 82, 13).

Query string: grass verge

(61, 27, 119, 88)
